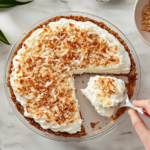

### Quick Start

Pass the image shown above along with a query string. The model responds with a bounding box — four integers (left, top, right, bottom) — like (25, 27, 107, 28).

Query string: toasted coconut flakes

(59, 49, 69, 57)
(45, 56, 49, 64)
(53, 95, 57, 100)
(80, 55, 84, 62)
(64, 87, 68, 93)
(12, 24, 120, 126)
(45, 81, 53, 87)
(55, 59, 60, 62)
(142, 4, 150, 32)
(94, 77, 118, 106)
(29, 52, 34, 63)
(52, 36, 60, 40)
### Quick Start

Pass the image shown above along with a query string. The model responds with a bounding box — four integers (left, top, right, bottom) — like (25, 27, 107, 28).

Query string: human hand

(128, 100, 150, 150)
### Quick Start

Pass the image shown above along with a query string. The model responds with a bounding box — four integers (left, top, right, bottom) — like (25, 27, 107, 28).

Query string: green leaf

(0, 30, 10, 45)
(0, 0, 32, 8)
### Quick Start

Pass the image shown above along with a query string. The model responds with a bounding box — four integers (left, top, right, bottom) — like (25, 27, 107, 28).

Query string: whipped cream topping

(81, 76, 125, 117)
(10, 18, 130, 133)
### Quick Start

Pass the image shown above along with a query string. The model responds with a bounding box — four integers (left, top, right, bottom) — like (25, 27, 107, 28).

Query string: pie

(7, 15, 137, 137)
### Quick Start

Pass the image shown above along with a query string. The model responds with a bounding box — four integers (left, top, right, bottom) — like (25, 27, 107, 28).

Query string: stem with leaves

(0, 30, 10, 45)
(0, 0, 32, 8)
(0, 0, 32, 45)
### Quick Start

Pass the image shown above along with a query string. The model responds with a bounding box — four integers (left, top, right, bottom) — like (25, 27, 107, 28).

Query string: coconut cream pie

(7, 15, 137, 137)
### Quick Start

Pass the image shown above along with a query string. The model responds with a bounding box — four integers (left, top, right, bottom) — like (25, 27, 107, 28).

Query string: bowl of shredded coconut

(134, 0, 150, 46)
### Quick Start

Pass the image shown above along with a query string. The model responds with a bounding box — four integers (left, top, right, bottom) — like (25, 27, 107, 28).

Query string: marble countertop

(0, 0, 150, 149)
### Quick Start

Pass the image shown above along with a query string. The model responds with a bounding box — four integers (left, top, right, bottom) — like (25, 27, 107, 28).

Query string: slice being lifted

(8, 17, 132, 136)
(81, 76, 125, 118)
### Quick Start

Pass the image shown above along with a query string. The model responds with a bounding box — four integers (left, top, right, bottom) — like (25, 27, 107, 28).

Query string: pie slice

(81, 76, 125, 117)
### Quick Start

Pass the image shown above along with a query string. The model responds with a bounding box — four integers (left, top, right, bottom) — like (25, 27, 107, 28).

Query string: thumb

(128, 109, 150, 146)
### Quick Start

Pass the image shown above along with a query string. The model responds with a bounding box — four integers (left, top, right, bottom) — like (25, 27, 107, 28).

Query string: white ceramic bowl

(134, 0, 150, 46)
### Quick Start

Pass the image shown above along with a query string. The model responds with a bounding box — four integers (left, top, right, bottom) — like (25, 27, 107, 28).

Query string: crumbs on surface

(7, 15, 137, 137)
(98, 126, 103, 130)
(90, 122, 99, 129)
(109, 121, 114, 125)
(93, 131, 101, 135)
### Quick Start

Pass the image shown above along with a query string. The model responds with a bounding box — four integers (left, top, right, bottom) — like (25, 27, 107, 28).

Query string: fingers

(128, 109, 150, 147)
(132, 99, 150, 115)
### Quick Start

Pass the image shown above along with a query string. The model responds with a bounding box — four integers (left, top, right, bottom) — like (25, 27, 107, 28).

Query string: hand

(128, 100, 150, 150)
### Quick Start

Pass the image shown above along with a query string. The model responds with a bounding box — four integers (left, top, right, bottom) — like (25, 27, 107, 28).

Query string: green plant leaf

(0, 30, 10, 45)
(0, 0, 32, 8)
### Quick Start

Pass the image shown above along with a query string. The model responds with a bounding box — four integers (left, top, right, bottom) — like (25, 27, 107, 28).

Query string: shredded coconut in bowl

(142, 4, 150, 32)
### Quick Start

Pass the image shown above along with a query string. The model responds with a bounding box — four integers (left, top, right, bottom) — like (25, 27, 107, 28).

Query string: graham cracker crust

(6, 15, 137, 137)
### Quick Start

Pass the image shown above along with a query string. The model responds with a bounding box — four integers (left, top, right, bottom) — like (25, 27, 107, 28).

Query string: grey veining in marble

(0, 0, 149, 149)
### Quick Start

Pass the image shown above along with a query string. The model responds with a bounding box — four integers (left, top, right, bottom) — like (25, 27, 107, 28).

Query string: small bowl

(134, 0, 150, 46)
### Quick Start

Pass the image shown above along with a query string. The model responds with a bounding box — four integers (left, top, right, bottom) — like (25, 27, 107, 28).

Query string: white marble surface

(0, 0, 150, 149)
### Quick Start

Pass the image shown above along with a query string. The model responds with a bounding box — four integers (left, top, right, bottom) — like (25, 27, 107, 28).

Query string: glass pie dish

(4, 11, 141, 142)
